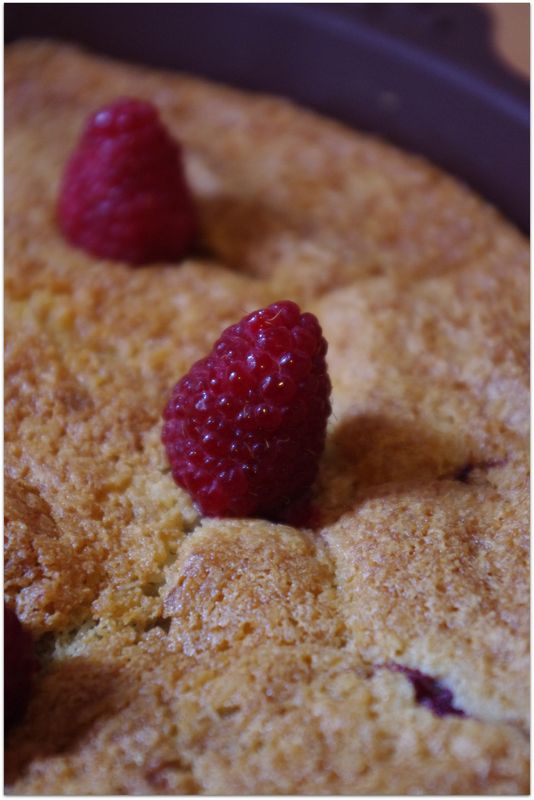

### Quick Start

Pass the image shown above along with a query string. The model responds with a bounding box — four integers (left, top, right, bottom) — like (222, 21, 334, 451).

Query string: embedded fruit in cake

(58, 98, 197, 264)
(4, 604, 35, 729)
(387, 664, 465, 717)
(162, 300, 331, 518)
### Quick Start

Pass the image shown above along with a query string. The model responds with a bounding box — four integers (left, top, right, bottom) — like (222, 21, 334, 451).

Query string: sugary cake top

(4, 41, 529, 794)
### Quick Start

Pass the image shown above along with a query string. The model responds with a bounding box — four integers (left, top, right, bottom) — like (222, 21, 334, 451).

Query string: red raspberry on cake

(162, 300, 331, 519)
(4, 604, 35, 730)
(58, 98, 197, 264)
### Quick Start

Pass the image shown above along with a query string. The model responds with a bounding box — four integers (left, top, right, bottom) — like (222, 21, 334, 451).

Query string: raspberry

(58, 98, 197, 264)
(386, 664, 465, 717)
(4, 604, 35, 729)
(162, 300, 331, 518)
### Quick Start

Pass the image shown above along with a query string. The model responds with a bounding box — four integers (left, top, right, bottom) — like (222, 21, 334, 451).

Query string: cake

(4, 41, 529, 794)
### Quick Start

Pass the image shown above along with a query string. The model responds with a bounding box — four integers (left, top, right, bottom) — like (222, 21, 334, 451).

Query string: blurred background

(308, 3, 529, 96)
(5, 4, 530, 85)
(5, 3, 530, 229)
(486, 3, 529, 78)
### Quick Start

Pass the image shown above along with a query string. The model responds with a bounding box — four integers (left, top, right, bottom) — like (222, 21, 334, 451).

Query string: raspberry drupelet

(162, 301, 332, 519)
(58, 98, 197, 264)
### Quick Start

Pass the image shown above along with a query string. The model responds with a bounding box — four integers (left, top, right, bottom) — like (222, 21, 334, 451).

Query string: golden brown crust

(4, 40, 529, 794)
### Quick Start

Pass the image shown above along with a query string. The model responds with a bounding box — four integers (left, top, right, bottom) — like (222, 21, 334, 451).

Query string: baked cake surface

(4, 41, 529, 794)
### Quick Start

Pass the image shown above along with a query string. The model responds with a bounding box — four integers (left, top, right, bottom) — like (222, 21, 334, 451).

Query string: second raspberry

(58, 98, 197, 265)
